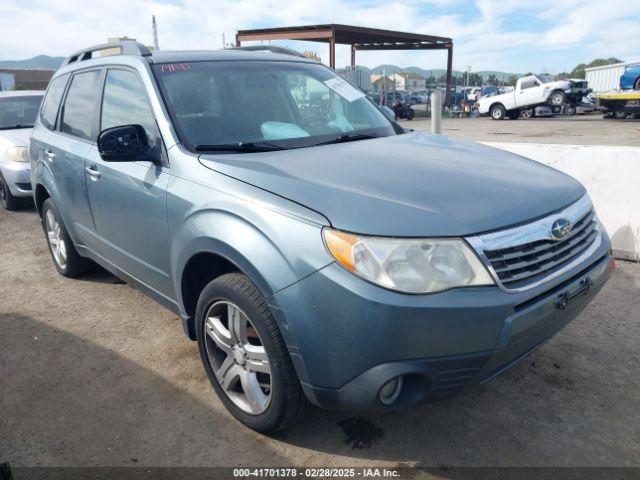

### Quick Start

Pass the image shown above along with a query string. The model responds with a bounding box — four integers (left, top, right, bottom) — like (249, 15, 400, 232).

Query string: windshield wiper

(194, 141, 285, 153)
(0, 124, 33, 130)
(314, 132, 381, 147)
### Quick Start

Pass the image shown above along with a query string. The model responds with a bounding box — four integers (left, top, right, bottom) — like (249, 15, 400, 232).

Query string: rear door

(46, 68, 103, 243)
(84, 67, 172, 296)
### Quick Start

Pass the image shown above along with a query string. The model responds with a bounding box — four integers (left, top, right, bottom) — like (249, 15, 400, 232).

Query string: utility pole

(152, 15, 160, 51)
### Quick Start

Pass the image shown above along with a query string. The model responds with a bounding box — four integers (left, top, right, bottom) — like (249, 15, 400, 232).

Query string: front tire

(549, 90, 566, 106)
(196, 273, 309, 433)
(0, 171, 23, 211)
(634, 77, 640, 91)
(490, 104, 506, 120)
(42, 198, 92, 277)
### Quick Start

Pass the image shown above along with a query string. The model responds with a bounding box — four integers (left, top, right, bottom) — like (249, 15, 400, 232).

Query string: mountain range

(0, 55, 522, 81)
(0, 55, 65, 70)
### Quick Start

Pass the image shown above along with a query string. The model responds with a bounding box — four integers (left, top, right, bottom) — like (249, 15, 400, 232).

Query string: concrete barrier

(482, 142, 640, 261)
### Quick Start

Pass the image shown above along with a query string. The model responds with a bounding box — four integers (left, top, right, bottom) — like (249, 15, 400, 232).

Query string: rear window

(40, 74, 69, 130)
(60, 70, 101, 141)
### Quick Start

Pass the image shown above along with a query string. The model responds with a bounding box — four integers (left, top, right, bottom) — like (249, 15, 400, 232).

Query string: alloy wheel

(203, 300, 271, 415)
(45, 209, 67, 269)
(551, 93, 564, 105)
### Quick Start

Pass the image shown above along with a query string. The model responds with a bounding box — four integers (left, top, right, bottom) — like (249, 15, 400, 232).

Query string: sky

(1, 0, 639, 73)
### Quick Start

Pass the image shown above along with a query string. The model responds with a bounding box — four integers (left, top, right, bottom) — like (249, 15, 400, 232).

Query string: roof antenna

(152, 15, 160, 51)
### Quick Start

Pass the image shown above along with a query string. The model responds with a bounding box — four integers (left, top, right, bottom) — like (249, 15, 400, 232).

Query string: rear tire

(196, 273, 309, 433)
(42, 198, 93, 277)
(0, 171, 23, 211)
(634, 77, 640, 91)
(406, 109, 415, 120)
(490, 104, 506, 120)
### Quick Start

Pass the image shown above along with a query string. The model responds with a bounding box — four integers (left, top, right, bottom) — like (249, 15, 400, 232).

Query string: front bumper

(0, 161, 32, 197)
(271, 235, 613, 411)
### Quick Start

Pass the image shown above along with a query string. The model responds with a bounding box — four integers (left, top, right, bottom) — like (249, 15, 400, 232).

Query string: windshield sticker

(160, 63, 191, 73)
(323, 78, 366, 103)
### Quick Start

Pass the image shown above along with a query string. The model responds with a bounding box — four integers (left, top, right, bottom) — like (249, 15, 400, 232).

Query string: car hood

(0, 127, 32, 146)
(199, 131, 585, 237)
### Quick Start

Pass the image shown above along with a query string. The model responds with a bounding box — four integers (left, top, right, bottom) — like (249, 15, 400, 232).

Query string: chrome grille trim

(466, 195, 602, 293)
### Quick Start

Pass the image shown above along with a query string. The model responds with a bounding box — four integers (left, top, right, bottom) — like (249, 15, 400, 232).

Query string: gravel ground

(1, 205, 639, 469)
(400, 114, 640, 146)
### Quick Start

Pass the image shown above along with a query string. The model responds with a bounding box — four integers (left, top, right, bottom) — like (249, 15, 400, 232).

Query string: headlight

(323, 229, 494, 294)
(7, 146, 29, 162)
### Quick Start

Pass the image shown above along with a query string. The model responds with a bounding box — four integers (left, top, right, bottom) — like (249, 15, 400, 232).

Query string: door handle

(85, 165, 102, 180)
(44, 149, 55, 162)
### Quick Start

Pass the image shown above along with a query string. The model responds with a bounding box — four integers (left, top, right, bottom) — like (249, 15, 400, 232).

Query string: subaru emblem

(551, 218, 572, 240)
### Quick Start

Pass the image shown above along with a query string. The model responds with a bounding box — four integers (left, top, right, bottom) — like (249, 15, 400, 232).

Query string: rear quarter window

(40, 74, 69, 130)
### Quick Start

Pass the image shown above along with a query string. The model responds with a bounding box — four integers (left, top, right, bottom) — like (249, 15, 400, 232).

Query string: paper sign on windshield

(323, 78, 366, 102)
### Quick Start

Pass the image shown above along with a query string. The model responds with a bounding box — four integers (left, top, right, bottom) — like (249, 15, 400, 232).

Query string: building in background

(0, 68, 53, 90)
(302, 51, 321, 63)
(336, 66, 371, 91)
(394, 72, 425, 91)
(586, 60, 640, 92)
(371, 74, 394, 94)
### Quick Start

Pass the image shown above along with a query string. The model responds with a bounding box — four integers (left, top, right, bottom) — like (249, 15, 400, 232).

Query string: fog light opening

(379, 376, 404, 406)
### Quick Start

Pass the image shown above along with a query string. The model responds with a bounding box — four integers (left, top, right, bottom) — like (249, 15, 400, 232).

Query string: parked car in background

(31, 41, 613, 433)
(466, 85, 499, 100)
(620, 65, 640, 90)
(406, 91, 428, 104)
(0, 90, 44, 210)
(370, 91, 406, 106)
(477, 74, 591, 120)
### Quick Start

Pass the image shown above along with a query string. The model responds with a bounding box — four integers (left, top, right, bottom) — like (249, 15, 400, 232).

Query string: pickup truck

(477, 74, 590, 120)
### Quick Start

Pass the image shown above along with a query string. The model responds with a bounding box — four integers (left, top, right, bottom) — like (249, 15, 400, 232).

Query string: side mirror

(97, 124, 156, 162)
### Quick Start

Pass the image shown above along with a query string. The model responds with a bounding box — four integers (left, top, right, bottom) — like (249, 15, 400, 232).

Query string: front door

(516, 77, 543, 107)
(84, 68, 172, 297)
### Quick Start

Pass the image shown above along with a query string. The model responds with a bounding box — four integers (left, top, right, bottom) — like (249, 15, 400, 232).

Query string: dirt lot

(1, 206, 639, 470)
(400, 114, 640, 146)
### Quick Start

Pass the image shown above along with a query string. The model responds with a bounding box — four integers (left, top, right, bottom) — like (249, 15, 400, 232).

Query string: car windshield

(153, 61, 397, 152)
(0, 95, 43, 129)
(537, 74, 554, 84)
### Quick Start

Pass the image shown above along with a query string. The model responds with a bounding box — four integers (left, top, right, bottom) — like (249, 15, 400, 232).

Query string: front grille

(484, 209, 598, 289)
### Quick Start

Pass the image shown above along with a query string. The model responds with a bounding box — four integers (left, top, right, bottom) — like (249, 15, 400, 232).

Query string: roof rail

(228, 45, 307, 59)
(62, 40, 152, 67)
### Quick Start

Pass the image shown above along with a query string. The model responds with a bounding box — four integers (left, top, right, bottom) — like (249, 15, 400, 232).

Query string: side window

(40, 74, 69, 130)
(521, 78, 540, 90)
(60, 70, 101, 140)
(101, 69, 159, 144)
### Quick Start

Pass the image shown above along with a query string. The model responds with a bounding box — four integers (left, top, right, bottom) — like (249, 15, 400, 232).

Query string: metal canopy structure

(236, 24, 454, 104)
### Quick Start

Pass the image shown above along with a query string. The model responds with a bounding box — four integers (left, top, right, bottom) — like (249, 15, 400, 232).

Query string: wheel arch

(548, 88, 566, 101)
(34, 183, 51, 218)
(172, 209, 331, 343)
